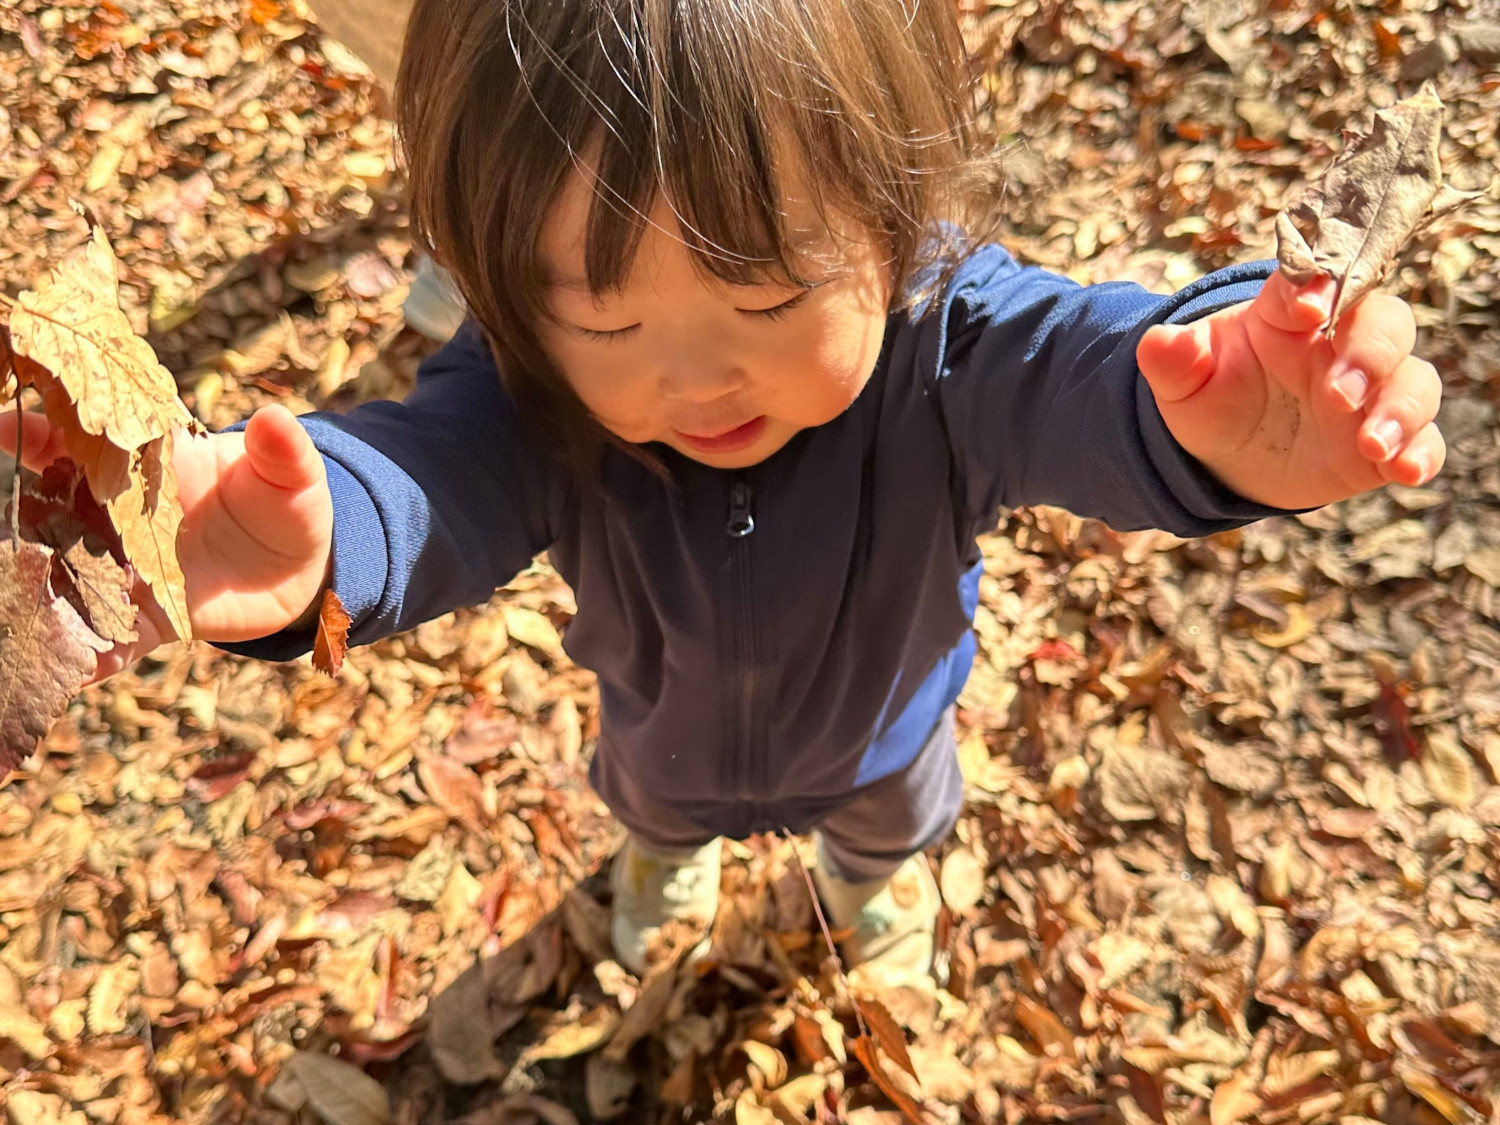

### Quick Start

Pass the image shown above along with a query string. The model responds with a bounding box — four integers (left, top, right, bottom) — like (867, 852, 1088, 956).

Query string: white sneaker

(609, 836, 721, 976)
(812, 835, 940, 977)
(402, 254, 467, 341)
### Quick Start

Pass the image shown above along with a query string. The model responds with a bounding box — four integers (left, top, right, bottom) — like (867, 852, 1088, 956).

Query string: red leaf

(0, 539, 112, 775)
(312, 588, 351, 676)
(1028, 638, 1080, 663)
(851, 1034, 926, 1125)
(1370, 664, 1421, 765)
(854, 996, 919, 1083)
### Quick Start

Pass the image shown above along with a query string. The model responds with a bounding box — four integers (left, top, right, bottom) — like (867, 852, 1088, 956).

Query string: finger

(1324, 294, 1418, 415)
(1378, 421, 1446, 488)
(1358, 355, 1442, 464)
(0, 409, 68, 473)
(1250, 270, 1336, 335)
(243, 404, 325, 492)
(87, 580, 171, 685)
(1136, 322, 1216, 404)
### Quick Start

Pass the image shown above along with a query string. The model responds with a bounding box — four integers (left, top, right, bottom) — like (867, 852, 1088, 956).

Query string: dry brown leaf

(5, 1091, 89, 1125)
(425, 959, 510, 1084)
(418, 754, 484, 821)
(15, 458, 136, 645)
(1276, 84, 1461, 330)
(1013, 995, 1076, 1059)
(850, 1034, 926, 1125)
(520, 1005, 621, 1064)
(313, 588, 352, 676)
(1098, 739, 1191, 824)
(503, 605, 566, 662)
(1421, 732, 1476, 809)
(1251, 603, 1312, 649)
(854, 995, 919, 1084)
(85, 960, 139, 1035)
(0, 539, 112, 775)
(1209, 1072, 1263, 1125)
(585, 1052, 636, 1121)
(738, 1040, 789, 1090)
(1396, 1062, 1483, 1125)
(8, 228, 192, 449)
(938, 847, 984, 914)
(276, 1050, 391, 1125)
(106, 434, 191, 643)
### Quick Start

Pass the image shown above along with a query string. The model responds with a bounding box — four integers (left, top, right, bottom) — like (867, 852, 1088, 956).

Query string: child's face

(537, 165, 894, 469)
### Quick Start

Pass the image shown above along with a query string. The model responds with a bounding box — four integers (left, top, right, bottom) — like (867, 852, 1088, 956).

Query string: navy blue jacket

(220, 245, 1288, 836)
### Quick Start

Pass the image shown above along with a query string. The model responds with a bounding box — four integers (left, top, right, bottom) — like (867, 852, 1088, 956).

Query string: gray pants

(597, 707, 964, 883)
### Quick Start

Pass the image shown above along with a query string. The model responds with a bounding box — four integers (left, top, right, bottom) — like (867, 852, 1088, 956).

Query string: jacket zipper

(727, 477, 757, 805)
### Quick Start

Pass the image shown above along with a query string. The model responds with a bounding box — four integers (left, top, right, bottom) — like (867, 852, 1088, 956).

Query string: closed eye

(738, 291, 812, 320)
(572, 323, 640, 342)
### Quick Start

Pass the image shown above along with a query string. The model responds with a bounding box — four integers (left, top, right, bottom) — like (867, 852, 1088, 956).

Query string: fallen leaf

(7, 228, 192, 449)
(425, 959, 510, 1084)
(1276, 84, 1461, 330)
(854, 996, 919, 1084)
(1209, 1072, 1263, 1125)
(585, 1052, 636, 1121)
(1421, 732, 1476, 809)
(520, 1005, 621, 1063)
(85, 960, 139, 1035)
(106, 434, 191, 643)
(939, 847, 985, 914)
(850, 1034, 925, 1125)
(313, 589, 352, 676)
(277, 1050, 391, 1125)
(1013, 995, 1076, 1059)
(1098, 739, 1191, 824)
(0, 539, 112, 775)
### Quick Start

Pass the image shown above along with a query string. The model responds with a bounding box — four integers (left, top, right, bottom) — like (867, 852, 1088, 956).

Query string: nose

(657, 347, 748, 404)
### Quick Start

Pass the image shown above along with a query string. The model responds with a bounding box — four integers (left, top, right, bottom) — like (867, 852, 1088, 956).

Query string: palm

(1137, 273, 1444, 511)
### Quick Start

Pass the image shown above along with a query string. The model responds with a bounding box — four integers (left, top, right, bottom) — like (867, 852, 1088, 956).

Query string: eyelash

(752, 290, 811, 321)
(574, 291, 812, 342)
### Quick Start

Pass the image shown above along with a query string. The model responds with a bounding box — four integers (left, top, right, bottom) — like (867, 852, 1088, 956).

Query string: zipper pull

(727, 480, 755, 538)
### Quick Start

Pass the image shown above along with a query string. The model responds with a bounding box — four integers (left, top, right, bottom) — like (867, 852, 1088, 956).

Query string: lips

(674, 416, 768, 455)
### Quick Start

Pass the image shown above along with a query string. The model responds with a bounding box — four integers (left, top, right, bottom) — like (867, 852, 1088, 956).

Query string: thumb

(1136, 322, 1217, 405)
(242, 404, 324, 491)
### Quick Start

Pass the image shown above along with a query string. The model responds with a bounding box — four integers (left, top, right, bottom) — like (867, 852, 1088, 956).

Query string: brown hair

(395, 0, 999, 476)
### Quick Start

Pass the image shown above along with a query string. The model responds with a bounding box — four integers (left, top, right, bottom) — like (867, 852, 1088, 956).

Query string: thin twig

(10, 394, 19, 555)
(780, 827, 868, 1041)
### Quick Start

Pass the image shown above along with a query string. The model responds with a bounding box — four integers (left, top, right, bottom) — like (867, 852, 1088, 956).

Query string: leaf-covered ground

(1, 1, 1498, 1123)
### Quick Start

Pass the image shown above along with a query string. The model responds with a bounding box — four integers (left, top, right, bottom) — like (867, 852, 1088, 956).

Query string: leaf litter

(0, 0, 1498, 1122)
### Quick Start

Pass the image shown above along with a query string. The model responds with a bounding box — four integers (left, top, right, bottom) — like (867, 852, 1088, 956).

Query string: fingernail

(1412, 450, 1431, 484)
(1371, 418, 1404, 461)
(1300, 292, 1330, 319)
(1332, 368, 1369, 411)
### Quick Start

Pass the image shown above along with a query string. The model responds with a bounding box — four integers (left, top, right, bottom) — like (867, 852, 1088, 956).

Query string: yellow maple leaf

(107, 433, 191, 645)
(8, 227, 191, 450)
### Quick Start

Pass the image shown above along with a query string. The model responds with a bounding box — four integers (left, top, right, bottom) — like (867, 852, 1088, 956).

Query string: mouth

(674, 416, 768, 455)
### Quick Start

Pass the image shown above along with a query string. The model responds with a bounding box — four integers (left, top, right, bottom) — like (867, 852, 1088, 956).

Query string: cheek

(785, 308, 886, 417)
(549, 343, 660, 441)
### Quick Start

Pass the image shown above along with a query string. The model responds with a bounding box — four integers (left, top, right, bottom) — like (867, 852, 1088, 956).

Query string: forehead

(536, 151, 847, 294)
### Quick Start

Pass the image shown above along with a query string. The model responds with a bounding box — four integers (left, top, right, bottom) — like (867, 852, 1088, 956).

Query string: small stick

(780, 828, 868, 1041)
(11, 394, 19, 554)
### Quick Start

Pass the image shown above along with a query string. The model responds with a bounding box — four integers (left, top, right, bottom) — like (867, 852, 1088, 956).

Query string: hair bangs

(398, 0, 999, 480)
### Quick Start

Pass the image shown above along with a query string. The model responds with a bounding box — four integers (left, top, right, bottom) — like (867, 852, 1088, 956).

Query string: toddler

(8, 0, 1444, 977)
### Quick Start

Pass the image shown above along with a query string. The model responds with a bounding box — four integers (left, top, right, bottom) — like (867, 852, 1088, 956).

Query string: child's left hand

(1135, 272, 1445, 511)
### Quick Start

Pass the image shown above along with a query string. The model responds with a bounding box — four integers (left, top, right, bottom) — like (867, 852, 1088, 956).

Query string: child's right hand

(0, 403, 334, 683)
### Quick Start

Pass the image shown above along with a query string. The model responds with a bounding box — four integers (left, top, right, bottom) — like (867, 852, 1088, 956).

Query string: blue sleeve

(214, 321, 569, 662)
(918, 244, 1310, 536)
